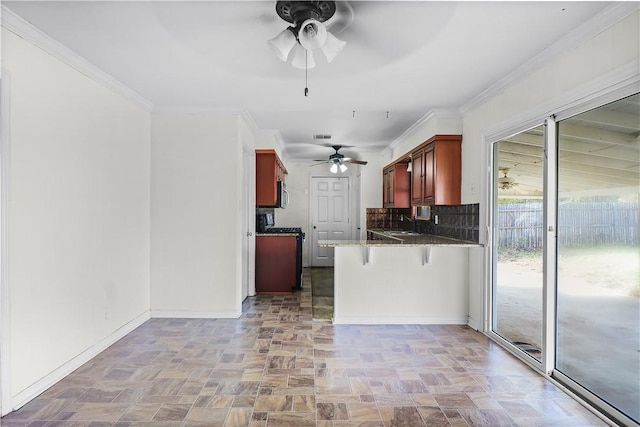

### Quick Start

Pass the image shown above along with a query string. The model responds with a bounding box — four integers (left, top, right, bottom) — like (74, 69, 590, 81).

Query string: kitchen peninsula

(319, 231, 483, 325)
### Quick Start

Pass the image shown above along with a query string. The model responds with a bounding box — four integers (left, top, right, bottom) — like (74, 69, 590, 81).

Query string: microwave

(414, 205, 431, 221)
(277, 181, 289, 209)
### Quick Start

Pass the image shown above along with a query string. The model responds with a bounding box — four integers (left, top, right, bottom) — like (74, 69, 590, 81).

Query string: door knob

(313, 225, 317, 229)
(247, 231, 253, 237)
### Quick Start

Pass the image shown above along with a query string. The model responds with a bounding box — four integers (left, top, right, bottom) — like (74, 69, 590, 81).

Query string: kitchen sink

(383, 230, 420, 236)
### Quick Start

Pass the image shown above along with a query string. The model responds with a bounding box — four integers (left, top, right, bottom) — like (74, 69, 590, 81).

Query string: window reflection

(493, 125, 545, 362)
(556, 94, 640, 423)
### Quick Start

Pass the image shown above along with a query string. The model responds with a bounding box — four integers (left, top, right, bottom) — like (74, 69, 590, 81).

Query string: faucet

(401, 214, 414, 223)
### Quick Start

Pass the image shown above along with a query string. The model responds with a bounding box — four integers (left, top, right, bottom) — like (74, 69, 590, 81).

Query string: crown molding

(387, 108, 461, 153)
(460, 2, 640, 115)
(239, 109, 260, 135)
(152, 105, 245, 114)
(1, 5, 154, 112)
(148, 107, 269, 146)
(483, 60, 639, 143)
(256, 129, 288, 160)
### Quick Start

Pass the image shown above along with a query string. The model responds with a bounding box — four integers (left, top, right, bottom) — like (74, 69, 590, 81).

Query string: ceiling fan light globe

(321, 32, 346, 63)
(291, 44, 315, 69)
(268, 28, 297, 61)
(330, 163, 338, 174)
(298, 19, 327, 50)
(339, 163, 348, 173)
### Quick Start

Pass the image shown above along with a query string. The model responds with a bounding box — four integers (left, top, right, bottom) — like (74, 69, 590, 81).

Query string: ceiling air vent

(313, 134, 333, 140)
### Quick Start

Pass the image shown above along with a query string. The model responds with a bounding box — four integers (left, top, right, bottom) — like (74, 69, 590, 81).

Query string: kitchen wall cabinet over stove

(256, 149, 287, 207)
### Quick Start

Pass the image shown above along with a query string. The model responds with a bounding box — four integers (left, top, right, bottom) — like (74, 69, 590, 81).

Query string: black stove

(262, 227, 303, 234)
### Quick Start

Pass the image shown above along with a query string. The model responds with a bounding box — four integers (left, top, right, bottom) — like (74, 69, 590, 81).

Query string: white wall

(461, 9, 640, 207)
(150, 112, 243, 317)
(357, 153, 387, 233)
(460, 7, 639, 331)
(2, 29, 151, 402)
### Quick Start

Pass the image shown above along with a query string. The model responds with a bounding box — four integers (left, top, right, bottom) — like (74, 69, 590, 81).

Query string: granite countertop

(318, 229, 483, 247)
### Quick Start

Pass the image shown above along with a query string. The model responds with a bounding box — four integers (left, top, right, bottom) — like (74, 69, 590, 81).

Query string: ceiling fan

(498, 167, 518, 190)
(311, 145, 368, 173)
(268, 1, 348, 70)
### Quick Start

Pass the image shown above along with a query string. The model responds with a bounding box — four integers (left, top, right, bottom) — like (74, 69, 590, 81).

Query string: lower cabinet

(255, 235, 297, 293)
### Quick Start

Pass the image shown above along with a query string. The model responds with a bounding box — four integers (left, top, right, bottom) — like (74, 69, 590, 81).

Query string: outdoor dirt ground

(495, 246, 639, 421)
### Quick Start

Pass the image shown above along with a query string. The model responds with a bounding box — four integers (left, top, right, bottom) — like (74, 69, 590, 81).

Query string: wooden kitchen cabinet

(411, 149, 424, 205)
(411, 135, 461, 206)
(383, 163, 410, 208)
(256, 149, 287, 207)
(255, 235, 296, 293)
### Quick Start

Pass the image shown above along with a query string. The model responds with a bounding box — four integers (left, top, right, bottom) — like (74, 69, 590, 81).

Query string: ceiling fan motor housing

(329, 145, 345, 161)
(275, 1, 337, 25)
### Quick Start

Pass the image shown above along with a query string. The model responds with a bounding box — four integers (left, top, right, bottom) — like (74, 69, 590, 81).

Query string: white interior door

(310, 176, 350, 266)
(242, 147, 255, 301)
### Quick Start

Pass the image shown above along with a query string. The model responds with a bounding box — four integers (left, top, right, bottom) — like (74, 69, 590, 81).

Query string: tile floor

(310, 267, 334, 321)
(1, 270, 608, 427)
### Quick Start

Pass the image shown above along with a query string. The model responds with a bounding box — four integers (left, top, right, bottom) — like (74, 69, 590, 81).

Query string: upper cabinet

(410, 135, 461, 206)
(383, 163, 410, 208)
(256, 149, 287, 207)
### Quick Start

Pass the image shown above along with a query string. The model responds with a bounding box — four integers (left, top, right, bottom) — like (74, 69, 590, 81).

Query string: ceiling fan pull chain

(304, 49, 309, 97)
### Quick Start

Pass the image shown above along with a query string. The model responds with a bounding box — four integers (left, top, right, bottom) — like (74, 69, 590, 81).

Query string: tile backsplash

(366, 208, 412, 230)
(415, 204, 480, 242)
(366, 204, 480, 243)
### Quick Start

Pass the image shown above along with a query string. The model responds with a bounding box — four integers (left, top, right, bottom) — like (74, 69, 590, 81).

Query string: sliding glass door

(490, 93, 639, 425)
(492, 126, 545, 363)
(555, 94, 639, 424)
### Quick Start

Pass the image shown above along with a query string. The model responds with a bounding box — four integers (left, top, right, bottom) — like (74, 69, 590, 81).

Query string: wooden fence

(497, 201, 639, 249)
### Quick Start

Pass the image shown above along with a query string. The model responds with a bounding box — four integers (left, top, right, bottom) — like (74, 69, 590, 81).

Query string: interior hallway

(1, 269, 607, 427)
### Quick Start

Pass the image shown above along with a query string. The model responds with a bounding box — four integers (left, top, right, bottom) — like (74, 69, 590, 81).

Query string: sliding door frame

(541, 117, 558, 375)
(484, 79, 640, 426)
(486, 125, 546, 374)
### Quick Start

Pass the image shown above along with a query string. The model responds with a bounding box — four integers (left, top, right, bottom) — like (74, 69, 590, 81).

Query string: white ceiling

(3, 0, 612, 162)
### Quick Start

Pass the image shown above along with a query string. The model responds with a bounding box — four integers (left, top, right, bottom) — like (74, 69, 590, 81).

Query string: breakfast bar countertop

(319, 229, 483, 247)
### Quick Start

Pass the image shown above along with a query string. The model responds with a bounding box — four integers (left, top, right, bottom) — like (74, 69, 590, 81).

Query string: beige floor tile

(1, 269, 609, 427)
(254, 395, 293, 412)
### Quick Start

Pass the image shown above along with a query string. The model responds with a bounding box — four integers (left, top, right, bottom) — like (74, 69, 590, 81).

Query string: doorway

(489, 94, 640, 426)
(241, 146, 255, 302)
(309, 175, 350, 266)
(554, 95, 639, 423)
(491, 125, 545, 364)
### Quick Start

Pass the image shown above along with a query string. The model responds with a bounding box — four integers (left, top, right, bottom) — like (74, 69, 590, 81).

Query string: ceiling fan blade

(309, 161, 329, 167)
(312, 160, 330, 163)
(346, 159, 368, 165)
(324, 1, 354, 36)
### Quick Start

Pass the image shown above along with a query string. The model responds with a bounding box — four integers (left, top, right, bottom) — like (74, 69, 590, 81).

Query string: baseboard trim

(150, 310, 242, 319)
(10, 310, 150, 412)
(467, 316, 481, 331)
(332, 316, 468, 325)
